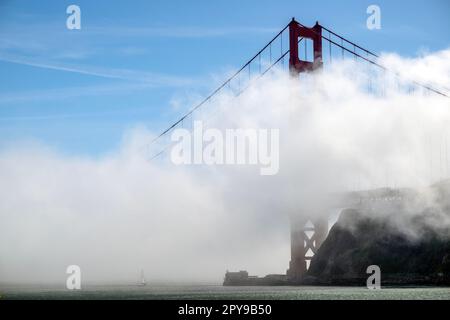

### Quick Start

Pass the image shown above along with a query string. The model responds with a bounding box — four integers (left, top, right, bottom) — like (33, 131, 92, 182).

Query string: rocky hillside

(305, 181, 450, 286)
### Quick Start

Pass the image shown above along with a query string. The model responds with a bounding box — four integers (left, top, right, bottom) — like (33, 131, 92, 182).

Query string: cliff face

(306, 182, 450, 286)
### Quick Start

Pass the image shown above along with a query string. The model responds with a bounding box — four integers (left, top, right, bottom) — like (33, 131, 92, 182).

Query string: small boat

(139, 269, 146, 286)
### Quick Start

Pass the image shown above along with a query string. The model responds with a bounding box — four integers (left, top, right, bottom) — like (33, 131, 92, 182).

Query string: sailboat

(138, 269, 147, 286)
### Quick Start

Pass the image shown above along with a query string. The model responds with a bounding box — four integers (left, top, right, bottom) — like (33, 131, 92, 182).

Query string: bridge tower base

(286, 217, 328, 283)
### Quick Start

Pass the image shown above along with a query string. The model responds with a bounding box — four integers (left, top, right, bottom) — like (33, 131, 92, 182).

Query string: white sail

(140, 269, 146, 286)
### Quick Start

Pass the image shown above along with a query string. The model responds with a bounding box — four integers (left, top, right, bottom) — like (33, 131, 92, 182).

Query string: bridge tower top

(289, 18, 323, 74)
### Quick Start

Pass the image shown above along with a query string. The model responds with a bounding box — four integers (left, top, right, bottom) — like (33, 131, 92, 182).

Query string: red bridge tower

(286, 18, 328, 283)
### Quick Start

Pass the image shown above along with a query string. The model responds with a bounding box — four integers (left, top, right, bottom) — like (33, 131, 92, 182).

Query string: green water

(1, 285, 449, 300)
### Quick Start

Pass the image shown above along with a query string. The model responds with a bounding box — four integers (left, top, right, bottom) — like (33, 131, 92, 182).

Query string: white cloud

(0, 52, 198, 86)
(87, 26, 278, 38)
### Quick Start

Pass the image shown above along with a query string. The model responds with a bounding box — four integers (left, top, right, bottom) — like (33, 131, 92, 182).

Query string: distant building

(223, 270, 287, 286)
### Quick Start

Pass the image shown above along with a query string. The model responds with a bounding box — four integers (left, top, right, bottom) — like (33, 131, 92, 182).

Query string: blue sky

(0, 0, 449, 155)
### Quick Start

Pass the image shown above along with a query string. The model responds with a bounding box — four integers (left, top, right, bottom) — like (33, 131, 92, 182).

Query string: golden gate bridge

(142, 18, 449, 282)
